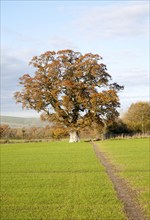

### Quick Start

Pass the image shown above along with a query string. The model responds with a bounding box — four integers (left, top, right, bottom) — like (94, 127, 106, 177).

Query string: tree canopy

(14, 49, 123, 142)
(123, 102, 150, 133)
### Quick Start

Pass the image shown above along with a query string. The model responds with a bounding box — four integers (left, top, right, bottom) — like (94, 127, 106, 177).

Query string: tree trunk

(69, 131, 80, 143)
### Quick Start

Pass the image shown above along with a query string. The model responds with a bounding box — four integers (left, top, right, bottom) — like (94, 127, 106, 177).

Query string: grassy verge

(1, 141, 126, 220)
(97, 138, 150, 219)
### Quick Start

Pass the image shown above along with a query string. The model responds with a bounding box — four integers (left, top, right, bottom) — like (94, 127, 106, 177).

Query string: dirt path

(92, 142, 147, 220)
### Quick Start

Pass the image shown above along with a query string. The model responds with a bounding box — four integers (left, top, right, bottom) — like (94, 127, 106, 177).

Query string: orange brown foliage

(14, 50, 123, 132)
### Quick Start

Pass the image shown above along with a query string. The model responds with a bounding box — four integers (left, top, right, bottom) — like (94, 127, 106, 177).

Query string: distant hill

(0, 116, 52, 128)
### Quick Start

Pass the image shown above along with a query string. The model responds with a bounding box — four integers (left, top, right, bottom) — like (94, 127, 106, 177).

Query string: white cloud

(43, 36, 78, 51)
(1, 26, 38, 43)
(71, 2, 149, 39)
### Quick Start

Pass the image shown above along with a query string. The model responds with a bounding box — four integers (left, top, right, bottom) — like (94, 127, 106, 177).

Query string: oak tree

(14, 49, 123, 142)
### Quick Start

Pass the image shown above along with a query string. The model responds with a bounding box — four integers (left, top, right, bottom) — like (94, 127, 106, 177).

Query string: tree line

(0, 125, 67, 141)
(1, 101, 149, 142)
(105, 101, 150, 138)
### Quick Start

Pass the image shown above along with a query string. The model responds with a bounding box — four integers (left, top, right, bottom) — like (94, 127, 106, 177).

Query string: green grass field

(97, 138, 150, 219)
(1, 141, 126, 220)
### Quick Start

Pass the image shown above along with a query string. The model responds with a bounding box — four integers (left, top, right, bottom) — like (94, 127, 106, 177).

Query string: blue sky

(1, 0, 149, 117)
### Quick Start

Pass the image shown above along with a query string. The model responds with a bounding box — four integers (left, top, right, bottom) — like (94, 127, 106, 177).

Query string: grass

(0, 141, 126, 220)
(97, 138, 150, 219)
